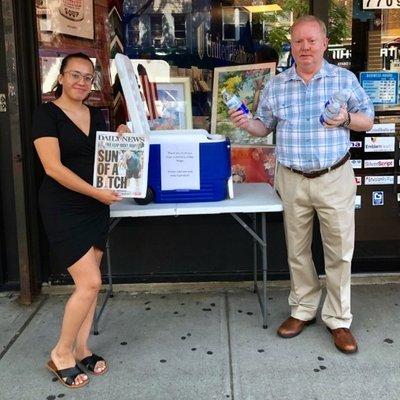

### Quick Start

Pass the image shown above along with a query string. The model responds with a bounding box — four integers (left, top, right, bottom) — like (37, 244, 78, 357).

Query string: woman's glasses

(63, 70, 95, 85)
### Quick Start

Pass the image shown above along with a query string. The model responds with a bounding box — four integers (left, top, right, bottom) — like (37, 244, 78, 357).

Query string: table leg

(261, 213, 268, 329)
(252, 213, 257, 294)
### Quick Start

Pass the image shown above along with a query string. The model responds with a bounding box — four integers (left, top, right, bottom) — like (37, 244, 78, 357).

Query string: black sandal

(46, 360, 89, 388)
(79, 353, 108, 376)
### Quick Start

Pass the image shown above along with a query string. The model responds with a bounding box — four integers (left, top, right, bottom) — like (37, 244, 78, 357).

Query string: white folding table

(94, 183, 283, 334)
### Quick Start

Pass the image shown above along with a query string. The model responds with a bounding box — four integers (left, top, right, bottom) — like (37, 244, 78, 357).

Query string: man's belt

(287, 152, 350, 179)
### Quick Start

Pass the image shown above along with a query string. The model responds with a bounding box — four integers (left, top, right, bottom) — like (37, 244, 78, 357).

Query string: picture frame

(149, 77, 193, 130)
(211, 63, 276, 145)
(231, 145, 276, 187)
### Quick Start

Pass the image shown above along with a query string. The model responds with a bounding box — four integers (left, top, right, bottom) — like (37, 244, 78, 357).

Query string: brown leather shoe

(277, 316, 316, 338)
(327, 327, 358, 354)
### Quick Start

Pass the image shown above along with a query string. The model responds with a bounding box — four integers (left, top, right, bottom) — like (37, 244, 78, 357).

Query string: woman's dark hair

(53, 52, 95, 98)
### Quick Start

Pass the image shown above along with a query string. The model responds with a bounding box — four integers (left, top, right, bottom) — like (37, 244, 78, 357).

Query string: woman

(32, 52, 128, 388)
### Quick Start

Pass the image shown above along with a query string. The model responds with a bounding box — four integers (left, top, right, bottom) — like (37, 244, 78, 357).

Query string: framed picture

(211, 63, 276, 145)
(231, 145, 276, 187)
(149, 77, 193, 130)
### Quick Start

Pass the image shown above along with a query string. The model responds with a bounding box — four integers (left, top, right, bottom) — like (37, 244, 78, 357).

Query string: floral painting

(211, 63, 276, 145)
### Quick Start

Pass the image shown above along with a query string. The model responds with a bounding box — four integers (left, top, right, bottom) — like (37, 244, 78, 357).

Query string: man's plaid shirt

(256, 60, 374, 172)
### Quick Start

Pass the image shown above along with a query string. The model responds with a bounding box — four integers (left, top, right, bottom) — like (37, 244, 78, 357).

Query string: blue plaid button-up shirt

(256, 60, 374, 172)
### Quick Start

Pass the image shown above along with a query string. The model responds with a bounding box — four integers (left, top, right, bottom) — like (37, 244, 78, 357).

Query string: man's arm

(323, 107, 373, 132)
(228, 109, 273, 137)
(346, 111, 373, 132)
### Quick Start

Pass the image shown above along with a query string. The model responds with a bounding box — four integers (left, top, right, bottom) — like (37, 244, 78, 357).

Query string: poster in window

(37, 0, 94, 40)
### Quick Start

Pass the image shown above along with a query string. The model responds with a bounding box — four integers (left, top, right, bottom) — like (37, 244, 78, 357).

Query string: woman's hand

(94, 189, 122, 205)
(116, 124, 130, 136)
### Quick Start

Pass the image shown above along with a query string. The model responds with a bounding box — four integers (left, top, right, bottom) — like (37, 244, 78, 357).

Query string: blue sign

(360, 72, 399, 105)
(372, 191, 384, 206)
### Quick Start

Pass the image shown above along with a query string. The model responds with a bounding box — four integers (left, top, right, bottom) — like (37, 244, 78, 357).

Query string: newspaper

(93, 131, 149, 198)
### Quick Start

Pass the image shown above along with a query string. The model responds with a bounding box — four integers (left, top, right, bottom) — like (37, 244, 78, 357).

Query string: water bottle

(221, 89, 250, 115)
(320, 90, 351, 125)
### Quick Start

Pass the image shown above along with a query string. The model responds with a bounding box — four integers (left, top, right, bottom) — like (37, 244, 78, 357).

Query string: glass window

(128, 18, 140, 47)
(222, 7, 249, 41)
(173, 14, 186, 47)
(150, 14, 163, 47)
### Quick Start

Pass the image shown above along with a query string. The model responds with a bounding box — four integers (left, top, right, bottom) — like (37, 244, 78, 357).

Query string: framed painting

(231, 145, 276, 187)
(149, 77, 193, 130)
(211, 63, 275, 145)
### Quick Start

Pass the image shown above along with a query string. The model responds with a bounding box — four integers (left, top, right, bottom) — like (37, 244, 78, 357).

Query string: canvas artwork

(211, 63, 275, 145)
(231, 145, 276, 187)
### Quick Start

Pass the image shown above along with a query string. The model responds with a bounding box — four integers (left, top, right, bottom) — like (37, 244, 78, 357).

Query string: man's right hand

(228, 109, 252, 131)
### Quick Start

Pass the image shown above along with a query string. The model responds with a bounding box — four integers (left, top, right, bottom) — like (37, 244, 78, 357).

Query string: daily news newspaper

(93, 131, 149, 198)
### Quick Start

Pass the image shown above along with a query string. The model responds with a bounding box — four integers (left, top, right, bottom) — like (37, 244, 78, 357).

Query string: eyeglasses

(63, 70, 95, 85)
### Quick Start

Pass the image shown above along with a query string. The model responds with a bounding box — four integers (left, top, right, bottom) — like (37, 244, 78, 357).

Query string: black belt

(287, 152, 350, 179)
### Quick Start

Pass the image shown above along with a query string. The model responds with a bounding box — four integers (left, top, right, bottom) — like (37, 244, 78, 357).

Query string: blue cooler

(148, 131, 231, 203)
(114, 53, 232, 203)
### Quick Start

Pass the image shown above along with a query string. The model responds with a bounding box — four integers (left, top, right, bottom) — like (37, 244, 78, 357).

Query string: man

(230, 15, 374, 354)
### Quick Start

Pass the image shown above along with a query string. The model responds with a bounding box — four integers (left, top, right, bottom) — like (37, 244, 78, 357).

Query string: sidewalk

(0, 283, 399, 400)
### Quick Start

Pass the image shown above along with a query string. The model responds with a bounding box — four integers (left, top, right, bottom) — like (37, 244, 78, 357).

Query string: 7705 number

(365, 0, 400, 7)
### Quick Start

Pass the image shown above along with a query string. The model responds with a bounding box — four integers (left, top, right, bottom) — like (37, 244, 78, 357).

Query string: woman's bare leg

(74, 247, 107, 374)
(50, 248, 102, 385)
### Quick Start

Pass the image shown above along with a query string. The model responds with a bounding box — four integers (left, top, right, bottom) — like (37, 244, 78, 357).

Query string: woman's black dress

(32, 102, 109, 269)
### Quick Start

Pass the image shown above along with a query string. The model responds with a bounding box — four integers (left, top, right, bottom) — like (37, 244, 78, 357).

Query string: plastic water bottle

(319, 90, 351, 125)
(221, 89, 250, 115)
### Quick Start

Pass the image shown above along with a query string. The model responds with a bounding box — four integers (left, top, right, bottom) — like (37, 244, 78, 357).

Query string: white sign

(351, 159, 362, 169)
(355, 195, 361, 209)
(351, 141, 362, 148)
(364, 159, 394, 168)
(364, 136, 395, 152)
(365, 176, 395, 185)
(161, 143, 200, 191)
(363, 0, 400, 9)
(355, 176, 362, 185)
(367, 123, 395, 134)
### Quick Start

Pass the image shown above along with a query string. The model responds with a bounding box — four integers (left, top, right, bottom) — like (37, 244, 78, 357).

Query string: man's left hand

(323, 106, 348, 128)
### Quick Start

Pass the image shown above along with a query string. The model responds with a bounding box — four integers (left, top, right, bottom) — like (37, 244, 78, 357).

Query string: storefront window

(173, 14, 187, 47)
(150, 15, 163, 47)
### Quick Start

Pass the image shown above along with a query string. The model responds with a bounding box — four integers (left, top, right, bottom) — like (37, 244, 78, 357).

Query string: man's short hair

(290, 15, 327, 37)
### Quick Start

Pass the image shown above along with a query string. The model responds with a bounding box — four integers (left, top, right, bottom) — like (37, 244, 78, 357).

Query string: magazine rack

(115, 53, 232, 203)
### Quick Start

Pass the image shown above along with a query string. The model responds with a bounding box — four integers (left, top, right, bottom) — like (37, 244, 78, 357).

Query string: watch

(341, 111, 351, 128)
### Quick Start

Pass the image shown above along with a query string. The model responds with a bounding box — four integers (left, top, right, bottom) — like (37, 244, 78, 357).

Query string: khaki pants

(275, 160, 356, 329)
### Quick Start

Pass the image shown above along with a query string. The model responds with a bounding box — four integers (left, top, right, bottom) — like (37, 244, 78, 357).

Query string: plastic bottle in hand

(222, 89, 250, 115)
(319, 90, 351, 125)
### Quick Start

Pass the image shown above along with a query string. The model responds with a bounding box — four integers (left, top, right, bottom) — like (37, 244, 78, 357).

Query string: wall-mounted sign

(351, 141, 363, 148)
(359, 72, 399, 105)
(363, 0, 400, 9)
(364, 136, 395, 152)
(372, 191, 384, 206)
(351, 159, 362, 169)
(355, 176, 362, 185)
(367, 123, 396, 134)
(355, 195, 361, 209)
(365, 176, 395, 185)
(364, 159, 395, 168)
